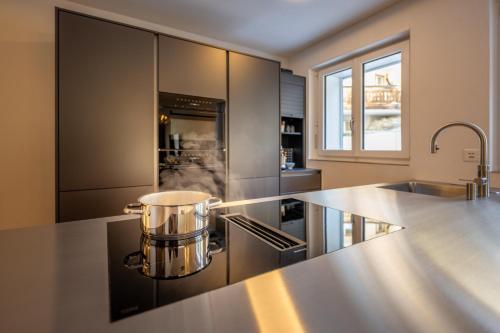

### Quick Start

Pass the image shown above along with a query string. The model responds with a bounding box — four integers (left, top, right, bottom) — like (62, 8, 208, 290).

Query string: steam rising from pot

(159, 130, 226, 198)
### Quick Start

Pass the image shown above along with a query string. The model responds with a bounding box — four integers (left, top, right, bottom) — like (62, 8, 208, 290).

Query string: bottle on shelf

(280, 146, 287, 170)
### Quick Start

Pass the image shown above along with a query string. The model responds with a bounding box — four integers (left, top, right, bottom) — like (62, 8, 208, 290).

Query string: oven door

(158, 107, 225, 196)
(159, 108, 223, 150)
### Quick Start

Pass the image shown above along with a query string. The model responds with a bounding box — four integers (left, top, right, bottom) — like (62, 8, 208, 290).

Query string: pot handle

(208, 241, 224, 256)
(207, 197, 222, 209)
(124, 203, 143, 215)
(123, 251, 143, 269)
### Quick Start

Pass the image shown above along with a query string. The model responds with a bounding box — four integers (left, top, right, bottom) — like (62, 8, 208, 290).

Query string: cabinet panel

(281, 70, 306, 85)
(227, 177, 279, 228)
(228, 52, 280, 179)
(59, 186, 153, 222)
(58, 12, 155, 191)
(227, 177, 279, 201)
(281, 71, 305, 118)
(159, 36, 226, 99)
(280, 172, 321, 195)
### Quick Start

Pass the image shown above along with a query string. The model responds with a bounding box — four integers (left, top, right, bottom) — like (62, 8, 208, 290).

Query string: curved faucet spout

(430, 121, 489, 198)
(430, 121, 487, 165)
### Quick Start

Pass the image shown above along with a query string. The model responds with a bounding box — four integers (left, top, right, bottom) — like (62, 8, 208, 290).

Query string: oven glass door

(158, 108, 225, 196)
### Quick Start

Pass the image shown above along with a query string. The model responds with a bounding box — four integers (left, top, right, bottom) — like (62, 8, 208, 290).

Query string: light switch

(463, 148, 479, 162)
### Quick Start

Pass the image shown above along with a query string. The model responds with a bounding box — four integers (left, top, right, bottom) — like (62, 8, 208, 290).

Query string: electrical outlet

(463, 148, 479, 162)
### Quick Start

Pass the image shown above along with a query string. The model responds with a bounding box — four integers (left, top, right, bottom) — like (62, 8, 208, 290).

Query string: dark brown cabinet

(58, 11, 155, 221)
(280, 169, 321, 194)
(227, 177, 280, 227)
(280, 69, 306, 169)
(228, 52, 280, 199)
(280, 69, 321, 194)
(281, 70, 305, 118)
(226, 177, 279, 201)
(158, 36, 227, 98)
(57, 10, 283, 221)
(58, 186, 153, 222)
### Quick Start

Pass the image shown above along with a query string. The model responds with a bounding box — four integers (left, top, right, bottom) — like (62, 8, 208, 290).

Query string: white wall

(288, 0, 494, 189)
(0, 0, 284, 230)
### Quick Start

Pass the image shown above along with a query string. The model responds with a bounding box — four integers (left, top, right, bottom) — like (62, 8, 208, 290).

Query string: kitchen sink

(379, 181, 466, 198)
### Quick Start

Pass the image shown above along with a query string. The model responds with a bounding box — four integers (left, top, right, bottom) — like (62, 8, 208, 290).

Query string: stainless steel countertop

(1, 182, 500, 332)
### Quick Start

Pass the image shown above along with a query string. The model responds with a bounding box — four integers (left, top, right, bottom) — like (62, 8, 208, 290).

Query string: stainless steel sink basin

(379, 181, 466, 198)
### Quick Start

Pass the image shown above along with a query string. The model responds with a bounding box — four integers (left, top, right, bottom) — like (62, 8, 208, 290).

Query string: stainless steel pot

(124, 191, 222, 240)
(123, 231, 223, 279)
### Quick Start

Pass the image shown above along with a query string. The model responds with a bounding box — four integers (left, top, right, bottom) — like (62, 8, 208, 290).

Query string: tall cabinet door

(227, 177, 280, 228)
(228, 52, 280, 187)
(158, 35, 226, 98)
(280, 71, 305, 118)
(58, 11, 155, 221)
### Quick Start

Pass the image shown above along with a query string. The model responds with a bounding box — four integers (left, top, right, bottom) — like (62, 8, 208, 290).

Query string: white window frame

(316, 40, 410, 162)
(317, 60, 357, 158)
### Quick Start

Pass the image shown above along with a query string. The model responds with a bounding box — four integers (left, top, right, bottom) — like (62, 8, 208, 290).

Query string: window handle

(349, 119, 355, 131)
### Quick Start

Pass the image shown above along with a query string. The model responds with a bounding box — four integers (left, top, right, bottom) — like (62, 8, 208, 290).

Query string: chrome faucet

(430, 121, 490, 198)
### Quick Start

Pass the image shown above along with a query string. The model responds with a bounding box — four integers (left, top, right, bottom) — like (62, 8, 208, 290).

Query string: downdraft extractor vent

(221, 214, 306, 252)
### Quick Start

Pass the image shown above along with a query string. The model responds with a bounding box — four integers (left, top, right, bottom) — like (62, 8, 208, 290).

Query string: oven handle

(169, 110, 218, 118)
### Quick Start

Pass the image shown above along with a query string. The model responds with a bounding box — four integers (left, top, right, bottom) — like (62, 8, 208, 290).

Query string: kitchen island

(1, 183, 499, 332)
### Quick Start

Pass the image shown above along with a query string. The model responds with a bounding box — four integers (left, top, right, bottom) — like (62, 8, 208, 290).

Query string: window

(317, 41, 409, 160)
(324, 68, 352, 150)
(362, 53, 402, 151)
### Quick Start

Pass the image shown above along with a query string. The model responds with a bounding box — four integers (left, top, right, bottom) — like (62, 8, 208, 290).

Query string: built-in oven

(158, 92, 226, 197)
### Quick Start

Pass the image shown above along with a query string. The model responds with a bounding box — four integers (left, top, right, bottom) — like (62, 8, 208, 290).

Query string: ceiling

(69, 0, 400, 56)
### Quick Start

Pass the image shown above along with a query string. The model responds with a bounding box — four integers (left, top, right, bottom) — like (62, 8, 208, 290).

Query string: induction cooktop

(107, 198, 403, 321)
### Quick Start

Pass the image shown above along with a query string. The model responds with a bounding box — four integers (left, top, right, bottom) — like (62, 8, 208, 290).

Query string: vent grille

(221, 214, 306, 251)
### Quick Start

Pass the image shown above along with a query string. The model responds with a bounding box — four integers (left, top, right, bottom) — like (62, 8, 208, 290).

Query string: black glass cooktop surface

(107, 198, 403, 321)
